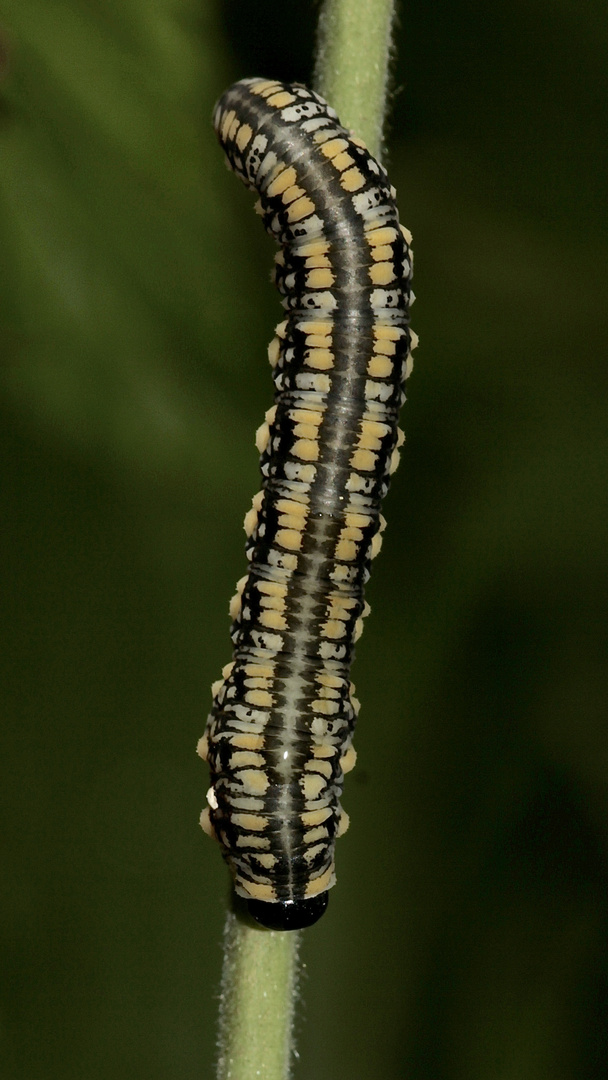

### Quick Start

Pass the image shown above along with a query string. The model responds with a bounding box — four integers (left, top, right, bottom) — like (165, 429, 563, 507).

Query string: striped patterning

(198, 78, 417, 930)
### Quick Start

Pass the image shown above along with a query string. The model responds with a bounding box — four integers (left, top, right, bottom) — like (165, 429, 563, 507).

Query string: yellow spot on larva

(227, 116, 240, 142)
(229, 593, 241, 620)
(275, 498, 307, 518)
(350, 447, 377, 472)
(367, 354, 393, 377)
(304, 825, 330, 845)
(231, 812, 269, 832)
(290, 408, 323, 426)
(331, 564, 350, 581)
(410, 329, 420, 349)
(370, 244, 393, 262)
(251, 80, 282, 97)
(277, 512, 305, 531)
(287, 195, 316, 222)
(276, 528, 303, 552)
(341, 167, 366, 192)
(222, 661, 235, 679)
(340, 746, 357, 774)
(252, 491, 264, 512)
(235, 574, 248, 594)
(302, 773, 326, 799)
(231, 750, 265, 768)
(389, 447, 401, 474)
(275, 319, 288, 338)
(338, 526, 363, 544)
(266, 166, 297, 197)
(235, 123, 253, 151)
(211, 676, 224, 697)
(305, 253, 332, 269)
(292, 438, 319, 461)
(245, 689, 274, 708)
(400, 223, 413, 244)
(367, 226, 398, 245)
(337, 809, 350, 836)
(243, 507, 258, 536)
(378, 513, 388, 533)
(297, 463, 318, 483)
(374, 338, 397, 356)
(243, 674, 271, 690)
(332, 150, 355, 172)
(305, 348, 333, 370)
(267, 91, 296, 108)
(259, 595, 286, 613)
(306, 332, 332, 348)
(259, 609, 287, 631)
(322, 619, 347, 640)
(354, 618, 364, 642)
(306, 268, 335, 289)
(199, 808, 215, 838)
(231, 733, 265, 750)
(281, 184, 306, 206)
(375, 325, 403, 341)
(297, 239, 330, 258)
(268, 336, 280, 367)
(257, 579, 288, 595)
(328, 592, 357, 611)
(255, 421, 270, 453)
(319, 137, 349, 157)
(316, 672, 343, 689)
(397, 428, 406, 448)
(371, 532, 383, 558)
(239, 769, 269, 795)
(297, 319, 333, 335)
(357, 426, 382, 452)
(345, 511, 371, 529)
(369, 262, 395, 285)
(335, 538, 358, 562)
(238, 880, 275, 900)
(220, 109, 236, 141)
(196, 734, 209, 761)
(301, 807, 332, 827)
(304, 865, 334, 896)
(235, 833, 269, 851)
(255, 853, 278, 869)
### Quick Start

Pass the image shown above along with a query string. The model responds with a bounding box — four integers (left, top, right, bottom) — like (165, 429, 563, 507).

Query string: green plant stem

(217, 911, 300, 1080)
(214, 3, 398, 1077)
(314, 0, 397, 158)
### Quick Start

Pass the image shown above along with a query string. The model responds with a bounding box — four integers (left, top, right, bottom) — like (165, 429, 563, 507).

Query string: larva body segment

(201, 78, 415, 931)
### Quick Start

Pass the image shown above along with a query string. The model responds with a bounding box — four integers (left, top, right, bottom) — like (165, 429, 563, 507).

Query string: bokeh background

(1, 2, 606, 1077)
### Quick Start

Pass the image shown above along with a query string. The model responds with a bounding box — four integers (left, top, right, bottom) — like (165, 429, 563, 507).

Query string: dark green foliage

(0, 3, 606, 1079)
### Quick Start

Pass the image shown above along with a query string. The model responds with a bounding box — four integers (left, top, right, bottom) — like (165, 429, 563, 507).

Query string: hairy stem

(214, 3, 398, 1077)
(314, 0, 397, 158)
(217, 910, 300, 1080)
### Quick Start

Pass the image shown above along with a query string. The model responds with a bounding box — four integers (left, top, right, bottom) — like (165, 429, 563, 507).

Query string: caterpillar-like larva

(198, 78, 416, 930)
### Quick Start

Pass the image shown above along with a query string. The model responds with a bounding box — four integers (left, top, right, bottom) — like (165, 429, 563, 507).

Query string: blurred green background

(1, 2, 606, 1078)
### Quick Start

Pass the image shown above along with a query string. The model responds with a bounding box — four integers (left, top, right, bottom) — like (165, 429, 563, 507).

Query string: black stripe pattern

(198, 78, 417, 930)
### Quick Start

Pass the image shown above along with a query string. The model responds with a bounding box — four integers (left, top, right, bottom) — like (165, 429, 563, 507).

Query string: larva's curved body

(199, 78, 415, 931)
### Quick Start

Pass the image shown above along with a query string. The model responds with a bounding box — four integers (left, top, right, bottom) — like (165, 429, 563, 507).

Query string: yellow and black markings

(200, 78, 416, 931)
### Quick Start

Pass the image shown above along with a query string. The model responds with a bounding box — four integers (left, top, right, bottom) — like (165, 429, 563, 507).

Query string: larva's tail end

(246, 892, 329, 931)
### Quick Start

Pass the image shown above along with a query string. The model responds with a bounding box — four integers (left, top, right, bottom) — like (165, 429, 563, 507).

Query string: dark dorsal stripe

(198, 78, 417, 930)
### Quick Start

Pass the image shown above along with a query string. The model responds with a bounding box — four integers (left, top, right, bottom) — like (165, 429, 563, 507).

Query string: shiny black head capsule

(247, 892, 329, 931)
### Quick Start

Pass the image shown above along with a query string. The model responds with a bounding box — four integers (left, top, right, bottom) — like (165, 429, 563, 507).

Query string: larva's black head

(247, 892, 329, 931)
